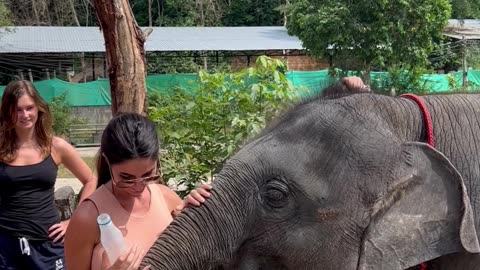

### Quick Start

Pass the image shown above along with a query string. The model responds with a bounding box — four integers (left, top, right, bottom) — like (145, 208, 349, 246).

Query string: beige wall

(228, 54, 329, 71)
(71, 106, 112, 124)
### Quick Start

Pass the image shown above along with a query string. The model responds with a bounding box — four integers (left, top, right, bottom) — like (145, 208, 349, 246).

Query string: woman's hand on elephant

(186, 184, 212, 206)
(341, 76, 370, 92)
(173, 184, 212, 217)
(101, 244, 150, 270)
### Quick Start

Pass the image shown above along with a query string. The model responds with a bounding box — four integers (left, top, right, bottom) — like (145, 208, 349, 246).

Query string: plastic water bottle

(97, 213, 126, 264)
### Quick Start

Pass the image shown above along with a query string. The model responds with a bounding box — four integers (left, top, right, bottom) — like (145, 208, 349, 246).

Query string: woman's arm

(64, 200, 99, 270)
(158, 184, 212, 218)
(53, 136, 97, 203)
(158, 184, 183, 215)
(48, 137, 98, 242)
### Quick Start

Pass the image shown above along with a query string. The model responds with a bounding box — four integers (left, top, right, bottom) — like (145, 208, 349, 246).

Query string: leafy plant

(0, 0, 11, 26)
(148, 56, 300, 196)
(146, 52, 201, 74)
(446, 73, 480, 92)
(222, 0, 284, 26)
(382, 67, 432, 95)
(50, 93, 86, 137)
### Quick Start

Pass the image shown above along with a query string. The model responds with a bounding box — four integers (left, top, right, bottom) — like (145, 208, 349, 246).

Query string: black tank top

(0, 155, 60, 240)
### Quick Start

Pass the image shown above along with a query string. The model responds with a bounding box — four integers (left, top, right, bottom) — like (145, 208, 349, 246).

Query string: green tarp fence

(0, 70, 478, 107)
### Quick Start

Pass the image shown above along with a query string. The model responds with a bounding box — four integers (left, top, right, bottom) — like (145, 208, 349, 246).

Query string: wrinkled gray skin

(142, 91, 480, 270)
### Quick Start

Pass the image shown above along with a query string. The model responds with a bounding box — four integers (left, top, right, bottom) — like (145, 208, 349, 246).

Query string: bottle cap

(97, 213, 112, 226)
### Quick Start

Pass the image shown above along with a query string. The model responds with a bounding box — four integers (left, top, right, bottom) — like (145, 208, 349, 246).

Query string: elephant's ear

(358, 142, 480, 270)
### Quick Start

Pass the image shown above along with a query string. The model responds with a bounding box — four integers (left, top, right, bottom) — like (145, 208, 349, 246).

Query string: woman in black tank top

(0, 80, 98, 270)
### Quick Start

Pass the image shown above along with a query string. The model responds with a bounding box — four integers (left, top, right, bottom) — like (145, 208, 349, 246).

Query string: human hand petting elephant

(172, 184, 212, 217)
(321, 76, 372, 97)
(140, 79, 480, 270)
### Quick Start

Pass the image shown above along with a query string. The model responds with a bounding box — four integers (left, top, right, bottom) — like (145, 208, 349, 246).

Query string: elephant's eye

(263, 181, 288, 208)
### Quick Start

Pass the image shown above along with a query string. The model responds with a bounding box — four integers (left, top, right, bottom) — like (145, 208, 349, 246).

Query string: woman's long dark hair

(96, 113, 160, 187)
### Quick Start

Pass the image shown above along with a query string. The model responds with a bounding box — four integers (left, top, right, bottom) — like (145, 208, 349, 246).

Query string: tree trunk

(196, 0, 205, 26)
(157, 0, 163, 25)
(31, 0, 40, 24)
(82, 0, 90, 26)
(69, 0, 81, 26)
(92, 0, 147, 116)
(148, 0, 152, 27)
(364, 61, 371, 86)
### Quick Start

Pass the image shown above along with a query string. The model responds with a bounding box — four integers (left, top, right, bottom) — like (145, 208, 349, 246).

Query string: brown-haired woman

(65, 113, 211, 270)
(0, 80, 97, 270)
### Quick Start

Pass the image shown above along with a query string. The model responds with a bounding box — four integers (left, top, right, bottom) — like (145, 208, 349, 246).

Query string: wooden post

(92, 0, 148, 116)
(462, 35, 468, 88)
(92, 53, 96, 80)
(203, 51, 208, 70)
(28, 69, 33, 82)
(103, 55, 107, 78)
(17, 69, 24, 80)
(148, 0, 152, 27)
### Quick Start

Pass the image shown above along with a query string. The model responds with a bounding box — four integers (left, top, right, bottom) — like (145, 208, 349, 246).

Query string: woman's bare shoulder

(51, 136, 84, 166)
(70, 200, 99, 229)
(156, 184, 182, 210)
(51, 136, 72, 151)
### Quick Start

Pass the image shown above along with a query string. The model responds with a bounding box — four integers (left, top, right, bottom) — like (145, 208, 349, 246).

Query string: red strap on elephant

(400, 94, 435, 148)
(400, 94, 433, 270)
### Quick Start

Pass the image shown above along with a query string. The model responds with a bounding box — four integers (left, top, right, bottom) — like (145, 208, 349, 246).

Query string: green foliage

(446, 74, 464, 91)
(0, 0, 11, 26)
(428, 40, 463, 73)
(156, 0, 197, 26)
(286, 0, 451, 75)
(148, 56, 300, 196)
(222, 0, 284, 26)
(382, 67, 432, 95)
(129, 0, 154, 26)
(50, 93, 86, 137)
(146, 52, 232, 74)
(465, 44, 480, 70)
(155, 0, 285, 26)
(446, 73, 480, 92)
(147, 52, 201, 74)
(450, 0, 480, 18)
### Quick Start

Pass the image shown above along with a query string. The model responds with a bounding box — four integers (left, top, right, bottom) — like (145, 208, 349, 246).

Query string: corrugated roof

(0, 26, 305, 53)
(444, 19, 480, 40)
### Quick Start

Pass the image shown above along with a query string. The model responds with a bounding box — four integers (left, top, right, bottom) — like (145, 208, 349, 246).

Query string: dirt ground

(55, 178, 84, 193)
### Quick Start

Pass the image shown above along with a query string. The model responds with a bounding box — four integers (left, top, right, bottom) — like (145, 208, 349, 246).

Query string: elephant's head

(142, 94, 479, 270)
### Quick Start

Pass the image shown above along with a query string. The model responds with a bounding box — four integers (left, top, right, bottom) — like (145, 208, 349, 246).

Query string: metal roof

(0, 26, 305, 53)
(443, 19, 480, 40)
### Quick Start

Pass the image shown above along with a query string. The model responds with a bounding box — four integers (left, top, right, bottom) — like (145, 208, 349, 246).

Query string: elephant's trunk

(141, 167, 253, 269)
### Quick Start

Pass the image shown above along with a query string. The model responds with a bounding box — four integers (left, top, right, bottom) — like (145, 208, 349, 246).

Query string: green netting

(285, 70, 333, 98)
(0, 78, 112, 106)
(146, 74, 198, 95)
(466, 70, 480, 89)
(1, 70, 480, 107)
